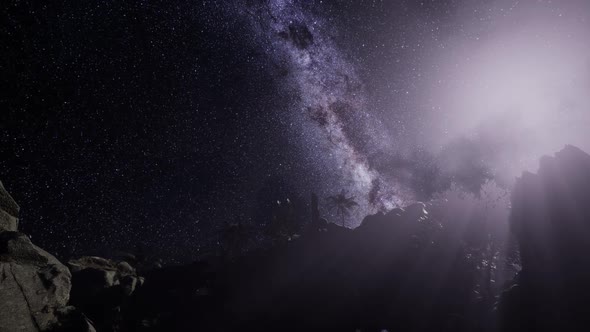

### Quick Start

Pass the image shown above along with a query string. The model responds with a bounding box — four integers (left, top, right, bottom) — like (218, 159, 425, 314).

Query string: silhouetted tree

(326, 189, 359, 227)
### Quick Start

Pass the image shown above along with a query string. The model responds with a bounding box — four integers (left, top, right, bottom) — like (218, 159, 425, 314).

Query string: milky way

(229, 1, 408, 222)
(4, 0, 590, 262)
(419, 0, 590, 184)
(233, 0, 590, 223)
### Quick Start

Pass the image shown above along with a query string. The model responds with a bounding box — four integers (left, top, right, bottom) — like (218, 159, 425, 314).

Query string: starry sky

(2, 0, 590, 263)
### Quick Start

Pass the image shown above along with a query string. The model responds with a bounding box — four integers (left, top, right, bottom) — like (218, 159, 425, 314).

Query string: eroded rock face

(0, 232, 72, 331)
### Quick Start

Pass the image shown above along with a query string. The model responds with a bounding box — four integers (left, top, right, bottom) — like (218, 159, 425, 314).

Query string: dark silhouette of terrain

(120, 203, 488, 332)
(499, 145, 590, 331)
(4, 145, 590, 331)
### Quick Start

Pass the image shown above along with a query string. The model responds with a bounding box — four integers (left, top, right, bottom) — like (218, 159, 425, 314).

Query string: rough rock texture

(0, 181, 92, 332)
(0, 181, 73, 331)
(0, 232, 72, 331)
(0, 181, 19, 232)
(0, 181, 145, 332)
(500, 145, 590, 331)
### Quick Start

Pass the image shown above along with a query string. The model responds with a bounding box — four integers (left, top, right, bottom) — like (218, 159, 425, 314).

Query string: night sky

(2, 0, 590, 263)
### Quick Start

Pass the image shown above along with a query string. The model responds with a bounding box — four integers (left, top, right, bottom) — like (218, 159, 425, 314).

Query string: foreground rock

(0, 184, 85, 331)
(500, 145, 590, 331)
(0, 232, 71, 331)
(0, 181, 93, 332)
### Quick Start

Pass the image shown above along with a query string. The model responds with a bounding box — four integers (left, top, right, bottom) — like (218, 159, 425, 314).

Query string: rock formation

(67, 256, 143, 331)
(0, 181, 94, 332)
(68, 256, 142, 298)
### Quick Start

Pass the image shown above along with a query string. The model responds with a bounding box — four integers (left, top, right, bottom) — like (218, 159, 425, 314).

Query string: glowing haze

(421, 0, 590, 184)
(232, 0, 590, 224)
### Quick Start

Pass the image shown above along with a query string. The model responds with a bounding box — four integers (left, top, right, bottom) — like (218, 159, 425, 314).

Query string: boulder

(116, 261, 135, 275)
(0, 232, 72, 331)
(68, 256, 115, 273)
(67, 256, 142, 331)
(68, 256, 139, 294)
(0, 180, 93, 332)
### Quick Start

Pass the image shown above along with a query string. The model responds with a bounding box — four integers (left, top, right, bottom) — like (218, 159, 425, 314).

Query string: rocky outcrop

(0, 181, 93, 332)
(68, 256, 142, 298)
(0, 232, 72, 331)
(67, 256, 143, 331)
(0, 180, 149, 332)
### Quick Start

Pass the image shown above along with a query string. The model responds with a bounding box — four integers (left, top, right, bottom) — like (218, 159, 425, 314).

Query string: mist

(417, 0, 590, 188)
